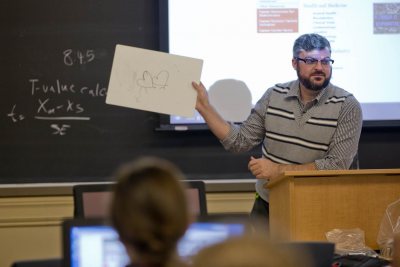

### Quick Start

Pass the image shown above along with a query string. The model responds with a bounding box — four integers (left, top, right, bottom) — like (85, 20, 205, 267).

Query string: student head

(191, 235, 307, 267)
(110, 157, 190, 267)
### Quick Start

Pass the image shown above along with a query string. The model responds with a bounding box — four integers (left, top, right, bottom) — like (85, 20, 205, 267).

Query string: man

(192, 33, 362, 223)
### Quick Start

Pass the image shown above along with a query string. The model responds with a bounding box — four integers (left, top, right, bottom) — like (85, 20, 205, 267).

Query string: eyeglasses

(295, 57, 334, 66)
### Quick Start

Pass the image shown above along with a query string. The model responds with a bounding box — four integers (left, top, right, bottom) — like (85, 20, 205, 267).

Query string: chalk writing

(50, 124, 70, 135)
(7, 105, 25, 123)
(63, 49, 95, 66)
(37, 98, 84, 114)
(35, 116, 90, 121)
(30, 79, 106, 97)
(7, 48, 105, 135)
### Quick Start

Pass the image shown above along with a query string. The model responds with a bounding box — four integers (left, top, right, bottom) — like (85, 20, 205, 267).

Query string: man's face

(293, 48, 332, 91)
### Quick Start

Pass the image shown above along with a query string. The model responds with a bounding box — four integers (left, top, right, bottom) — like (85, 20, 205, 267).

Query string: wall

(0, 183, 255, 267)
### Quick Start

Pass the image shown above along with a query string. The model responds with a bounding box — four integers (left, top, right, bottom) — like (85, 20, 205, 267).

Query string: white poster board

(106, 44, 203, 117)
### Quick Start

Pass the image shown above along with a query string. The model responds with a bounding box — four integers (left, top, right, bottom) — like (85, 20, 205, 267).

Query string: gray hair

(292, 33, 331, 57)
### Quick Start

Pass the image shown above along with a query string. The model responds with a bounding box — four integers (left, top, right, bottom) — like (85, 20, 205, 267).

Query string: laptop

(73, 180, 207, 218)
(62, 217, 245, 267)
(280, 241, 335, 267)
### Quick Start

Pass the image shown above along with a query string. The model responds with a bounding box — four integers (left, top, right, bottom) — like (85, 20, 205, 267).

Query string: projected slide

(165, 0, 400, 125)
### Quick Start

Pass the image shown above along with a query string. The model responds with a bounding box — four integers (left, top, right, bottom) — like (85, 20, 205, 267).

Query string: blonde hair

(110, 157, 190, 267)
(192, 235, 308, 267)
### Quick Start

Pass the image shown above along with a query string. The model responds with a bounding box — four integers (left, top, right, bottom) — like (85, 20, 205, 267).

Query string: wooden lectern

(266, 169, 400, 250)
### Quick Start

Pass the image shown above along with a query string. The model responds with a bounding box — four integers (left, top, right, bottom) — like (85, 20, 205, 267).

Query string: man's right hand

(191, 81, 231, 141)
(191, 81, 210, 113)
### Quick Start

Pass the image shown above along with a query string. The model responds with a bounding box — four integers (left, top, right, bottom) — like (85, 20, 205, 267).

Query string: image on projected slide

(373, 3, 400, 34)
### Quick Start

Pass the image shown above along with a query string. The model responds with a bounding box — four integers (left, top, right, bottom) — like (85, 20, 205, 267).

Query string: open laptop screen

(73, 181, 207, 218)
(63, 219, 245, 267)
(68, 224, 130, 267)
(177, 221, 244, 261)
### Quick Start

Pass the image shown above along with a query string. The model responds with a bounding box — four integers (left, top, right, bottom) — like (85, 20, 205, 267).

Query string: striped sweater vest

(263, 81, 351, 164)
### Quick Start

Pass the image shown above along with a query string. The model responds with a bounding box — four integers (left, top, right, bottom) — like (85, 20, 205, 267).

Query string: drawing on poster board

(134, 70, 169, 102)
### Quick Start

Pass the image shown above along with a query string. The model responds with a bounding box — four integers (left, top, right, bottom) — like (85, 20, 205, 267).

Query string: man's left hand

(248, 156, 281, 180)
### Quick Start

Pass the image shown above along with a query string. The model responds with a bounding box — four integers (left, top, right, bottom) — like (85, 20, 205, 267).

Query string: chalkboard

(0, 0, 256, 183)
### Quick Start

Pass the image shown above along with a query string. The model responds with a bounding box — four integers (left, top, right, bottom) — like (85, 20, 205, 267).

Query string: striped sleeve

(315, 95, 363, 169)
(220, 89, 272, 152)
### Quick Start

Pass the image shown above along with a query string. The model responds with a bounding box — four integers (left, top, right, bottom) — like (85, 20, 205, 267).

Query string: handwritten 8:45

(63, 49, 95, 66)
